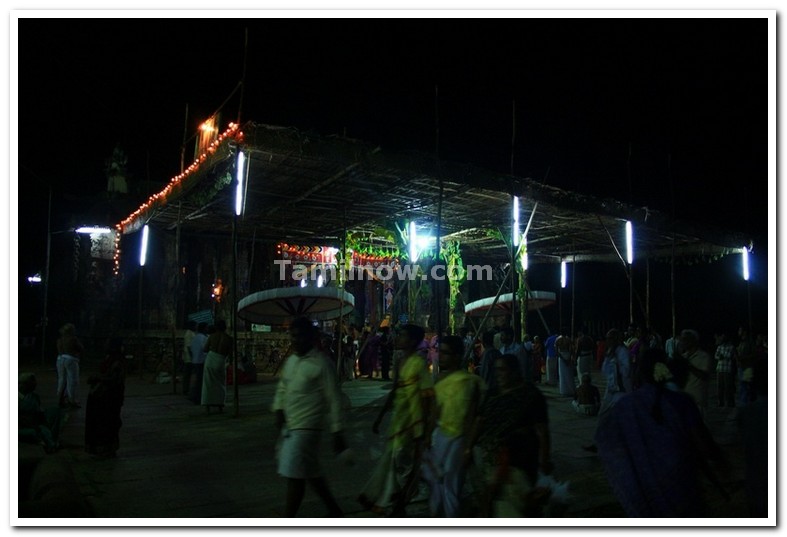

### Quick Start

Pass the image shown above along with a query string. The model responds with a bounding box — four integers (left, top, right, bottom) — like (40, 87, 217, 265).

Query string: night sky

(16, 16, 771, 338)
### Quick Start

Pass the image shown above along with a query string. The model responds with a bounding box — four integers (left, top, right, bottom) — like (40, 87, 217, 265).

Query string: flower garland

(653, 362, 673, 383)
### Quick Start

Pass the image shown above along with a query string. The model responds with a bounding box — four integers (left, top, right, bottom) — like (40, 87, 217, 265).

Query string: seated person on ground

(572, 373, 601, 416)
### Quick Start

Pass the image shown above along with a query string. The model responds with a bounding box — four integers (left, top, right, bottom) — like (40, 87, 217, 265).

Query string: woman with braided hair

(595, 348, 726, 517)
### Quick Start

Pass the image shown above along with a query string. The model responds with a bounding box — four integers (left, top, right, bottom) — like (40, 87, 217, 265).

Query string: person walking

(583, 328, 632, 452)
(272, 317, 346, 517)
(714, 331, 737, 408)
(379, 326, 393, 381)
(201, 319, 232, 412)
(500, 326, 533, 383)
(599, 328, 633, 413)
(464, 353, 553, 517)
(595, 348, 726, 517)
(421, 335, 485, 517)
(358, 323, 435, 516)
(189, 323, 208, 404)
(56, 323, 84, 409)
(556, 333, 575, 396)
(85, 337, 126, 457)
(478, 330, 502, 397)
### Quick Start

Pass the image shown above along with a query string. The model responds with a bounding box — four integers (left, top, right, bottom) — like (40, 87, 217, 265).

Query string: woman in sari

(85, 337, 126, 456)
(201, 319, 233, 413)
(466, 353, 552, 517)
(595, 348, 726, 517)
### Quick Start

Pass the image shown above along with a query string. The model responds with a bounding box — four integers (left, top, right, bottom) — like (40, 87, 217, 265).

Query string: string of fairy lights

(113, 122, 245, 276)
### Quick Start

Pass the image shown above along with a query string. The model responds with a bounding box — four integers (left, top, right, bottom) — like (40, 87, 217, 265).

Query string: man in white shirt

(499, 326, 532, 381)
(272, 317, 346, 517)
(585, 329, 632, 452)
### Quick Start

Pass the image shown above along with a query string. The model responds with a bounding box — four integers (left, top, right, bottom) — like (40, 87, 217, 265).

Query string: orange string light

(114, 122, 242, 276)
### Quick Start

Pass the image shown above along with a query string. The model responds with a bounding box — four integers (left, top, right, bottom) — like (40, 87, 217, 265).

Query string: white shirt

(272, 348, 343, 433)
(499, 342, 522, 356)
(190, 333, 208, 365)
(665, 337, 678, 359)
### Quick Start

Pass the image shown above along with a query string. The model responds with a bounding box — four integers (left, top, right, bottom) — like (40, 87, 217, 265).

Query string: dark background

(16, 17, 770, 345)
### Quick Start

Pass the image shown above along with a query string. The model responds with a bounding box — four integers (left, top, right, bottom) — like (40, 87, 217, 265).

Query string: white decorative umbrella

(237, 286, 355, 325)
(464, 291, 556, 317)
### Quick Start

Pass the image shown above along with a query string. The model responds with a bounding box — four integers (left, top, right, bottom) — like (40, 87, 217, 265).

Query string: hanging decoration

(441, 240, 466, 335)
(113, 228, 122, 276)
(112, 122, 244, 276)
(345, 230, 402, 260)
(277, 243, 339, 265)
(211, 279, 224, 303)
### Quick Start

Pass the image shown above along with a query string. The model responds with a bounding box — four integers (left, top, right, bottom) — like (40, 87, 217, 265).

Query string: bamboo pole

(629, 263, 634, 326)
(510, 233, 517, 340)
(456, 291, 479, 336)
(173, 201, 182, 395)
(41, 187, 52, 367)
(337, 212, 347, 377)
(571, 255, 576, 340)
(671, 238, 676, 339)
(521, 279, 551, 335)
(435, 175, 443, 346)
(646, 257, 651, 329)
(598, 215, 646, 321)
(236, 28, 248, 125)
(232, 210, 239, 416)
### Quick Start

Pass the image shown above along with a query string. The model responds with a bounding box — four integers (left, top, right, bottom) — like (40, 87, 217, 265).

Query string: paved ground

(15, 359, 754, 523)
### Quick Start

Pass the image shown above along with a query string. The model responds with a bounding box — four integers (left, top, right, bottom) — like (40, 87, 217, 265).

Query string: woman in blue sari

(595, 348, 726, 517)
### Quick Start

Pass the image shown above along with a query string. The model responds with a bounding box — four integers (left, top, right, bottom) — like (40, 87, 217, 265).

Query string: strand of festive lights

(118, 123, 243, 231)
(113, 122, 243, 276)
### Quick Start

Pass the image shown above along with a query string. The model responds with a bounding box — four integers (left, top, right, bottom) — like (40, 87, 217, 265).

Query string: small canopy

(237, 286, 355, 325)
(464, 291, 556, 318)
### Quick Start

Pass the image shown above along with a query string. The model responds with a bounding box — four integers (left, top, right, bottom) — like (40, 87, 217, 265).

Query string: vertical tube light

(139, 225, 149, 267)
(561, 261, 567, 289)
(625, 221, 634, 264)
(512, 196, 520, 247)
(235, 150, 246, 216)
(409, 221, 417, 262)
(742, 248, 750, 281)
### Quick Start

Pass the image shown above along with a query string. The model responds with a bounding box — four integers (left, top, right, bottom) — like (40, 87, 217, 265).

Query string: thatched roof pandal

(116, 121, 750, 266)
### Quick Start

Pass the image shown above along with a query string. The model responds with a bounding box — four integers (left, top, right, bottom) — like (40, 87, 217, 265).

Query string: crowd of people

(19, 317, 768, 519)
(19, 317, 239, 459)
(274, 318, 556, 518)
(272, 318, 769, 518)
